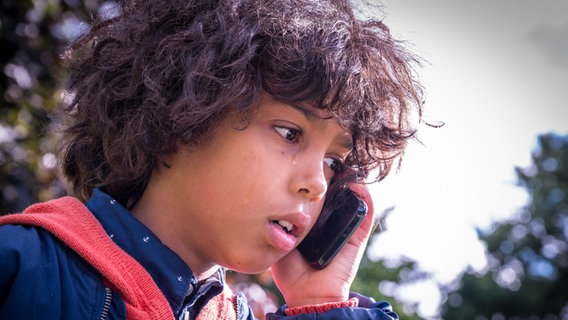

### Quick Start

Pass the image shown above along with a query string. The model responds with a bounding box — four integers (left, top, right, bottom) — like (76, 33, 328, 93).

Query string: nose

(290, 153, 328, 201)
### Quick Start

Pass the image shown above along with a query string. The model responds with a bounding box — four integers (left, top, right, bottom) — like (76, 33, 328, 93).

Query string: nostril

(298, 188, 323, 200)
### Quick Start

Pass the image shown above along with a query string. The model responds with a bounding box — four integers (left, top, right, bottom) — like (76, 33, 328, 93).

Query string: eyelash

(274, 126, 302, 143)
(324, 157, 344, 173)
(274, 126, 345, 173)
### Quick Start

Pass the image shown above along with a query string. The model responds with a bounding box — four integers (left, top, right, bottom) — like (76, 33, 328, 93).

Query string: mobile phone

(297, 187, 368, 269)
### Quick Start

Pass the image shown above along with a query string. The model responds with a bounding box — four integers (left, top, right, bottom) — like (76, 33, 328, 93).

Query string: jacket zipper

(99, 287, 112, 320)
(234, 293, 242, 320)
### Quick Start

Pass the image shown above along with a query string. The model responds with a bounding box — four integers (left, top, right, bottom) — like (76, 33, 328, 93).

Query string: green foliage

(441, 133, 568, 320)
(352, 253, 424, 320)
(0, 0, 105, 213)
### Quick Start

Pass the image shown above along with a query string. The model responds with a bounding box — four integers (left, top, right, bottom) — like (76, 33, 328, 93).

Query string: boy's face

(137, 94, 353, 274)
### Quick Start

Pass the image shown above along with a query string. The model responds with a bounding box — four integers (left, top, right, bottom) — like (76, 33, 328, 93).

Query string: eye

(324, 157, 344, 173)
(274, 126, 302, 143)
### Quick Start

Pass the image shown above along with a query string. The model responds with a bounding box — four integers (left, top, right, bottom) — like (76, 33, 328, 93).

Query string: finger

(347, 183, 375, 240)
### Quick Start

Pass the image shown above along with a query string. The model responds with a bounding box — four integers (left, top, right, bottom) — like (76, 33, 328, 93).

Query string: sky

(360, 1, 568, 318)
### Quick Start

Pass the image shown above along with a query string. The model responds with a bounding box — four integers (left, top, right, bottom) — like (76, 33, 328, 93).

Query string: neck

(130, 189, 218, 280)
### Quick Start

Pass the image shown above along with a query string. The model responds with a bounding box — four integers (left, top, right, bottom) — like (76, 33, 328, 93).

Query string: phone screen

(297, 187, 368, 269)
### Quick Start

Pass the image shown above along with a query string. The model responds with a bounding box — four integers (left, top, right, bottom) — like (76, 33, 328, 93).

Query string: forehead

(289, 103, 335, 122)
(259, 94, 337, 122)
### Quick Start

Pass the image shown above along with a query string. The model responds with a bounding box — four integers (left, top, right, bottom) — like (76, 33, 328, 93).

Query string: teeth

(274, 220, 293, 233)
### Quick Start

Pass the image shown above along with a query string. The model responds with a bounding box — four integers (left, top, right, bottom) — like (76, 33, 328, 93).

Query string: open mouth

(271, 220, 295, 235)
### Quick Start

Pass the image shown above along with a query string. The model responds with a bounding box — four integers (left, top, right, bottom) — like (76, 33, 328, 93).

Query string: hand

(271, 183, 375, 307)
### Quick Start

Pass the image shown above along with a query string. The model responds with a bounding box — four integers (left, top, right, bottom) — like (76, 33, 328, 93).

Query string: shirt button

(187, 276, 198, 297)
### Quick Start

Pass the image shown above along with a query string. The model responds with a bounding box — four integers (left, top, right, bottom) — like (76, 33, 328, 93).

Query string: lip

(270, 211, 311, 238)
(266, 211, 311, 252)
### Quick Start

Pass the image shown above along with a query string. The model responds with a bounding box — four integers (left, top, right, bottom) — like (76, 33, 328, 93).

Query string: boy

(0, 0, 424, 319)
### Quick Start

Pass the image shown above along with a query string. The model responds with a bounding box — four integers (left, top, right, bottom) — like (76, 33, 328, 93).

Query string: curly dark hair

(55, 0, 425, 207)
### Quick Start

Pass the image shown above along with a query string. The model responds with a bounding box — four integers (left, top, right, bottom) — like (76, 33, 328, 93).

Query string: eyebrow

(290, 103, 334, 121)
(339, 135, 354, 151)
(290, 103, 354, 151)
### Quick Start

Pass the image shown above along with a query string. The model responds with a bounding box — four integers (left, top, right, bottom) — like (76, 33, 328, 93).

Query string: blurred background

(1, 0, 567, 319)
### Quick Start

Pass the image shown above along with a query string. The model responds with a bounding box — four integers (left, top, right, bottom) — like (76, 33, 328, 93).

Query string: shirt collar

(85, 188, 202, 314)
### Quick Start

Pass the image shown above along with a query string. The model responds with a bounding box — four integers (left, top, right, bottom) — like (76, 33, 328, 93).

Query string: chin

(224, 258, 277, 275)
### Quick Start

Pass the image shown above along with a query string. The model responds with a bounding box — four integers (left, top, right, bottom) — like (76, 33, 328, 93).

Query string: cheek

(197, 152, 265, 209)
(240, 156, 287, 207)
(314, 196, 327, 218)
(234, 149, 284, 191)
(192, 182, 218, 204)
(302, 199, 326, 233)
(197, 137, 292, 209)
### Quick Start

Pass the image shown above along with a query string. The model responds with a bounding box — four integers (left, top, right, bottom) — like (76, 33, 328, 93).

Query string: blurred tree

(440, 133, 568, 319)
(0, 0, 103, 213)
(352, 254, 425, 320)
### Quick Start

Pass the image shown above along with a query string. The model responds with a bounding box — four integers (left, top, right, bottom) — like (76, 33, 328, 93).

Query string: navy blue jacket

(0, 189, 398, 319)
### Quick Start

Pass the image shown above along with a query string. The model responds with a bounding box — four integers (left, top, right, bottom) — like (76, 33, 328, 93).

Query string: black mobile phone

(297, 187, 368, 269)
